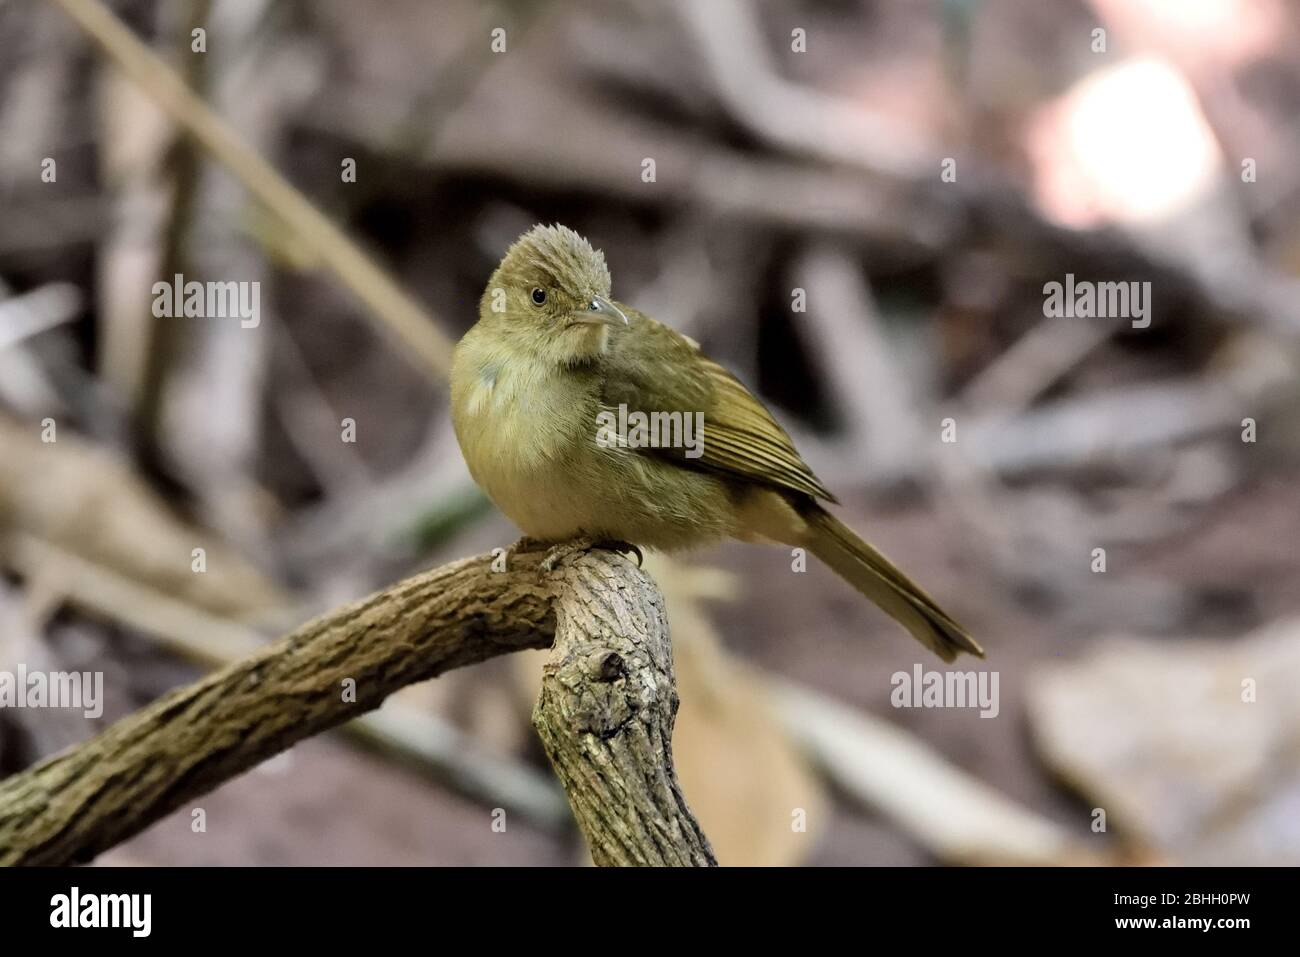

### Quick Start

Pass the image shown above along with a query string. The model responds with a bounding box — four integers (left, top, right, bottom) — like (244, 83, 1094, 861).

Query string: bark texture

(533, 551, 717, 866)
(0, 545, 714, 867)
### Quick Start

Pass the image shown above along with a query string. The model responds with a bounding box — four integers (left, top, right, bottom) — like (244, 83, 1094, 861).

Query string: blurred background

(2, 0, 1299, 865)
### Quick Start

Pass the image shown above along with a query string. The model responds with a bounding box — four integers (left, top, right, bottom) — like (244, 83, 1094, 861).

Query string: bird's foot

(507, 535, 554, 561)
(539, 536, 644, 573)
(539, 537, 595, 573)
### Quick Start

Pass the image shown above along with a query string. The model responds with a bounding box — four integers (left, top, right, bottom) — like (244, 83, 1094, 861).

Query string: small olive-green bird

(452, 224, 982, 661)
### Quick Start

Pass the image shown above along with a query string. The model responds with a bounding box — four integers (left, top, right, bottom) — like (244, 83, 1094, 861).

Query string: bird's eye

(530, 288, 547, 305)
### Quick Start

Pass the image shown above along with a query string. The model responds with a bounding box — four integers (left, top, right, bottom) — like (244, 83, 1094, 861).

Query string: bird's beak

(569, 295, 629, 328)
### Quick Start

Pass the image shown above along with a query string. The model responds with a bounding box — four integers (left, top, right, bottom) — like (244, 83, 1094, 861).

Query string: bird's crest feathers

(499, 223, 611, 297)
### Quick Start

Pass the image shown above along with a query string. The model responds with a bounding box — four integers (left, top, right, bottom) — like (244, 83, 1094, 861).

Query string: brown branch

(0, 545, 712, 867)
(2, 532, 572, 834)
(534, 551, 717, 866)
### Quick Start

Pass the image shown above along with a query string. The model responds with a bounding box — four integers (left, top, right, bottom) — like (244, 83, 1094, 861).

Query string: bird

(451, 224, 983, 661)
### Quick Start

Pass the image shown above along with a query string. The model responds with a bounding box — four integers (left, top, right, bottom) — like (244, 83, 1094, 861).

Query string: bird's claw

(539, 537, 596, 573)
(539, 537, 644, 572)
(507, 535, 552, 561)
(595, 539, 643, 567)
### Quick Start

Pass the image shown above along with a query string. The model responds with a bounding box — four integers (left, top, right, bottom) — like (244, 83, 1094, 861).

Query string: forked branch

(0, 545, 714, 866)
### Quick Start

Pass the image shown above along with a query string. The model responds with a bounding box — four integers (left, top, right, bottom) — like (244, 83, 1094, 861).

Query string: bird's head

(479, 224, 628, 365)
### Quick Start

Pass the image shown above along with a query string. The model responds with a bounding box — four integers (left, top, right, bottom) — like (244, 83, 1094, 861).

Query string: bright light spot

(1026, 57, 1222, 228)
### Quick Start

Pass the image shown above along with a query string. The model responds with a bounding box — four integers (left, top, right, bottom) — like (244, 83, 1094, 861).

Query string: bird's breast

(451, 336, 738, 548)
(453, 357, 611, 539)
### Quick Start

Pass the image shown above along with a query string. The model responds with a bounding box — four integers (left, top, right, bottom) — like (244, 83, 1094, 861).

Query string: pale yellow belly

(453, 343, 741, 550)
(475, 435, 740, 550)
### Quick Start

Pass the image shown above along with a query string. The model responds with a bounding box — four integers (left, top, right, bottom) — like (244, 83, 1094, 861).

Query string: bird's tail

(802, 504, 983, 662)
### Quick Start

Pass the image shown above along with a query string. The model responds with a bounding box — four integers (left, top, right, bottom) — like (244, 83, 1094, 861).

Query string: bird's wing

(600, 305, 837, 503)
